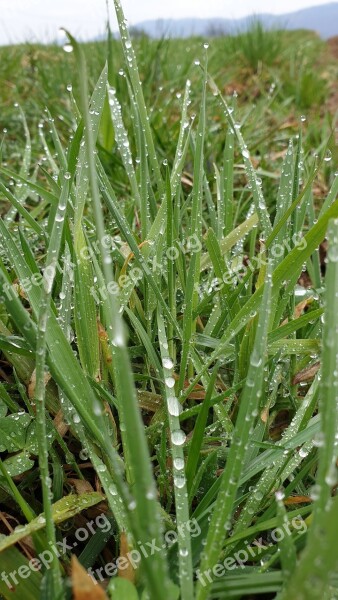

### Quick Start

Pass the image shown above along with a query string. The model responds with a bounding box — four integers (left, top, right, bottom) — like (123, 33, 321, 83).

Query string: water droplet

(146, 490, 156, 500)
(63, 43, 73, 53)
(173, 457, 185, 470)
(162, 357, 174, 369)
(165, 377, 175, 388)
(310, 484, 321, 500)
(275, 489, 285, 501)
(171, 430, 186, 446)
(167, 396, 181, 416)
(112, 330, 124, 347)
(109, 484, 118, 496)
(79, 449, 89, 461)
(328, 244, 338, 262)
(174, 475, 186, 489)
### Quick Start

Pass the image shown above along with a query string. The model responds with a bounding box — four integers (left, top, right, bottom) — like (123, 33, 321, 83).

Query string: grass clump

(230, 19, 284, 72)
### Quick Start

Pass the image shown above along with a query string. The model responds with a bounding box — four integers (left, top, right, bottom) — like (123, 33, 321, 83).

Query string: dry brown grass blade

(71, 555, 108, 600)
(118, 532, 136, 582)
(292, 361, 320, 385)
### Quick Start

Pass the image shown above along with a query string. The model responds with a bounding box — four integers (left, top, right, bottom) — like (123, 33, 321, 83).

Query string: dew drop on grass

(37, 515, 46, 525)
(64, 171, 71, 180)
(328, 244, 338, 262)
(146, 490, 156, 500)
(108, 484, 118, 496)
(299, 447, 309, 458)
(112, 330, 124, 347)
(313, 431, 325, 447)
(174, 475, 186, 489)
(310, 484, 321, 500)
(97, 464, 107, 472)
(173, 457, 185, 470)
(324, 150, 332, 162)
(250, 355, 262, 368)
(93, 401, 102, 416)
(165, 376, 175, 388)
(63, 43, 73, 53)
(171, 429, 186, 446)
(325, 463, 337, 486)
(275, 489, 285, 501)
(162, 357, 174, 369)
(79, 449, 89, 461)
(224, 520, 232, 531)
(72, 413, 80, 423)
(167, 396, 181, 416)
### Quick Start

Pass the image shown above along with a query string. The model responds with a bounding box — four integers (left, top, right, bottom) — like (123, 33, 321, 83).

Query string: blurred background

(1, 0, 338, 46)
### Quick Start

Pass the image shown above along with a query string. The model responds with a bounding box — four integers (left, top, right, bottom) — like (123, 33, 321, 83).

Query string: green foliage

(231, 19, 284, 71)
(0, 4, 337, 600)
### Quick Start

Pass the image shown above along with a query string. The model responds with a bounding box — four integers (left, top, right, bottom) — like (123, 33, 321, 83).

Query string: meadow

(0, 4, 338, 599)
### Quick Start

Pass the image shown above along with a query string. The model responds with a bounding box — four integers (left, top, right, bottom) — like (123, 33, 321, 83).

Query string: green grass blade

(195, 260, 273, 600)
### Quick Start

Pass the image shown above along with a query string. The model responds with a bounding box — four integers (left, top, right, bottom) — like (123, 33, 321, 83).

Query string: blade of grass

(195, 260, 273, 600)
(157, 308, 194, 600)
(65, 31, 172, 598)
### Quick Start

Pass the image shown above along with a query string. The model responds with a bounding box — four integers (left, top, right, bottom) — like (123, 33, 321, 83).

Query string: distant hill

(128, 3, 338, 39)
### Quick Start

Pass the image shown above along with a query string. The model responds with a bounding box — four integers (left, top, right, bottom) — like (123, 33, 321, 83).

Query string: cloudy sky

(0, 0, 333, 45)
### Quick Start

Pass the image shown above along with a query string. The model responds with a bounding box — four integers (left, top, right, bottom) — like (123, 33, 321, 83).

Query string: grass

(0, 5, 338, 599)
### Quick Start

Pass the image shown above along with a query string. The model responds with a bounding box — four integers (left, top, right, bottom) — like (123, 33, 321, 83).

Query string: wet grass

(0, 4, 338, 599)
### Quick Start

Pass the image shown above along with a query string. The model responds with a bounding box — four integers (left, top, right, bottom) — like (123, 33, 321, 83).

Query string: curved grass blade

(64, 31, 172, 599)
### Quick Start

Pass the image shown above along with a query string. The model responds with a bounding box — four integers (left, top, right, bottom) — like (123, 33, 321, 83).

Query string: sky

(0, 0, 334, 46)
